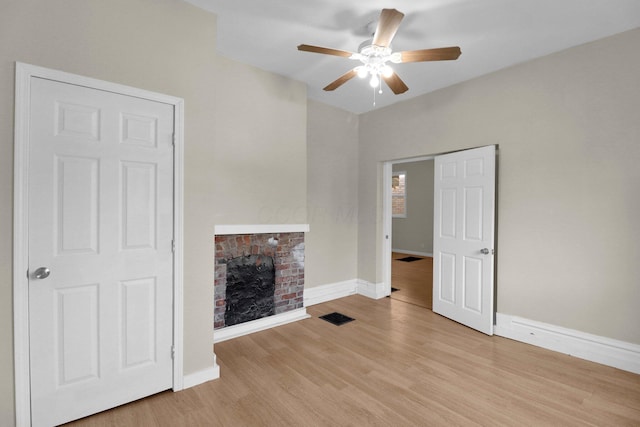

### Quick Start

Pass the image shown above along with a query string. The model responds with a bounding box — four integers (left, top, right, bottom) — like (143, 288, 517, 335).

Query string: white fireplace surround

(213, 224, 310, 343)
(214, 224, 310, 235)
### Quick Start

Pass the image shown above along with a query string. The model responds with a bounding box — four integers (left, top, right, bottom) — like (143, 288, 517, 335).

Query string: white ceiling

(185, 0, 640, 114)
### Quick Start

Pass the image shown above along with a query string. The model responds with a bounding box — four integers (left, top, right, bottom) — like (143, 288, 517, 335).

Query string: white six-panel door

(433, 145, 496, 335)
(28, 77, 175, 426)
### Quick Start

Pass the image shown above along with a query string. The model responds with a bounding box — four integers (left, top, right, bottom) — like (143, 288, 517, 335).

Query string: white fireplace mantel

(214, 224, 310, 235)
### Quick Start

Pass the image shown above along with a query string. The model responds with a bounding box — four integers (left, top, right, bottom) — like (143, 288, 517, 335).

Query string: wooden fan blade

(323, 69, 358, 91)
(399, 46, 462, 63)
(297, 44, 354, 58)
(372, 8, 405, 48)
(383, 73, 409, 95)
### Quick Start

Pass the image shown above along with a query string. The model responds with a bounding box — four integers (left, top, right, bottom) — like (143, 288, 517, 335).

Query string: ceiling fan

(298, 8, 461, 95)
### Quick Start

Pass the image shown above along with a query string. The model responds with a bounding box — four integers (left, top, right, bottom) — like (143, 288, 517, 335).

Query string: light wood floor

(391, 252, 433, 309)
(66, 295, 640, 426)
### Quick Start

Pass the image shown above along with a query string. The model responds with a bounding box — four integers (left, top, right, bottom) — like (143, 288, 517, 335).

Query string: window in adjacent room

(392, 171, 406, 218)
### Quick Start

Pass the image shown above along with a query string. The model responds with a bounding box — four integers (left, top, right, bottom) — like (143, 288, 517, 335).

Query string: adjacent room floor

(66, 295, 640, 426)
(390, 252, 433, 309)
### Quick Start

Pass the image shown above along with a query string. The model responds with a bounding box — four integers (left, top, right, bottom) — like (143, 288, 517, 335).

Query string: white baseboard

(495, 313, 640, 375)
(213, 308, 310, 343)
(356, 279, 389, 300)
(392, 249, 433, 258)
(304, 280, 358, 306)
(305, 279, 389, 305)
(182, 356, 220, 389)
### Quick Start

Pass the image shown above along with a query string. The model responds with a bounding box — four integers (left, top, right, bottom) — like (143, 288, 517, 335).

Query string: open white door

(433, 145, 496, 335)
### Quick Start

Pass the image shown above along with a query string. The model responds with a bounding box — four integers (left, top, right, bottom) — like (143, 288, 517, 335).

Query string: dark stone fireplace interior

(215, 232, 305, 330)
(225, 254, 275, 326)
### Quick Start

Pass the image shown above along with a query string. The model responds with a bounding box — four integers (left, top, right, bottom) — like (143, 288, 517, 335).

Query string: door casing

(13, 62, 185, 426)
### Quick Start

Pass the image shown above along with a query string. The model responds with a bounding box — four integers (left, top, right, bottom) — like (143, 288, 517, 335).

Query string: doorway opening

(384, 156, 435, 310)
(382, 146, 497, 336)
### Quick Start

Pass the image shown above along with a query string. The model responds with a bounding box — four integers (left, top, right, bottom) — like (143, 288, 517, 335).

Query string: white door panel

(28, 77, 174, 426)
(433, 145, 496, 335)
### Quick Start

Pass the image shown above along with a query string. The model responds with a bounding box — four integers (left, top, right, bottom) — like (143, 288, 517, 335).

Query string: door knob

(33, 267, 51, 279)
(480, 248, 490, 255)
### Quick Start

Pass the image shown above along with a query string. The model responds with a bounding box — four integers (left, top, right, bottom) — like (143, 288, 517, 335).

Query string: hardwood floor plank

(65, 295, 640, 426)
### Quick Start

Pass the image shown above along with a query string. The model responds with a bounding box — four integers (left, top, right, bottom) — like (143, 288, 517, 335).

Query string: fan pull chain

(373, 80, 384, 106)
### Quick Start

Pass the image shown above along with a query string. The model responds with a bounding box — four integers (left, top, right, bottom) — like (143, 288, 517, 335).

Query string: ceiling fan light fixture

(356, 66, 368, 79)
(369, 74, 380, 88)
(382, 65, 394, 78)
(389, 52, 402, 63)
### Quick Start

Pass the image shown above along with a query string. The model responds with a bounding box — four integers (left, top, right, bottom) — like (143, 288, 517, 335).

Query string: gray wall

(392, 160, 434, 255)
(358, 28, 640, 345)
(0, 0, 307, 424)
(306, 101, 359, 287)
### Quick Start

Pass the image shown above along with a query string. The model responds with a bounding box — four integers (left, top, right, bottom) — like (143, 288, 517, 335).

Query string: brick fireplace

(214, 229, 306, 331)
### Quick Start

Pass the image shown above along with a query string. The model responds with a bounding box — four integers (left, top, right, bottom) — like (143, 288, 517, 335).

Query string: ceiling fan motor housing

(353, 41, 400, 80)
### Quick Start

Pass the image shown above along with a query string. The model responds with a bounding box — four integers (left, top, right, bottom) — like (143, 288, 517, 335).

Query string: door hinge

(171, 346, 175, 360)
(171, 240, 175, 253)
(172, 133, 176, 147)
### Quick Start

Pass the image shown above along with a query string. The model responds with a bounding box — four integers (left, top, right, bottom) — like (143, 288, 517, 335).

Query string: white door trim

(382, 162, 393, 293)
(13, 62, 185, 426)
